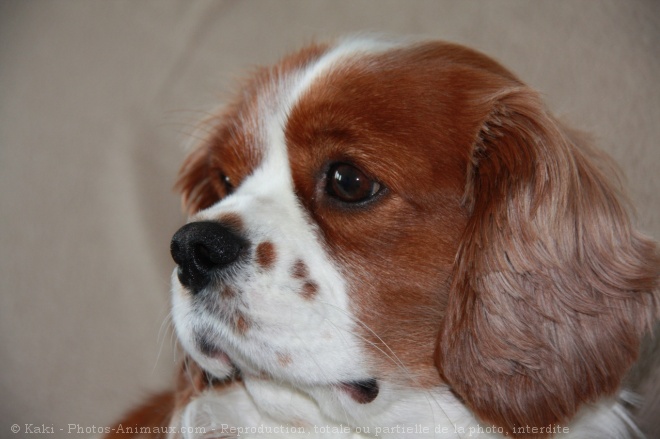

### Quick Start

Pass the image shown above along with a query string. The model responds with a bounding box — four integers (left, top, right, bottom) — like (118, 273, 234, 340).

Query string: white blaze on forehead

(256, 37, 405, 175)
(286, 37, 405, 112)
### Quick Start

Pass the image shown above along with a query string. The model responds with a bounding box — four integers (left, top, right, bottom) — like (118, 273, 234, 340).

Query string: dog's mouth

(339, 378, 380, 404)
(195, 332, 232, 362)
(192, 315, 379, 404)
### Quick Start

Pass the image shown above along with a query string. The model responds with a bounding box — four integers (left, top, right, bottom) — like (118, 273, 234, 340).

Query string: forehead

(209, 38, 511, 199)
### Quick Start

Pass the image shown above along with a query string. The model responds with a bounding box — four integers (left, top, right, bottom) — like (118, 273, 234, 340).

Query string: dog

(109, 37, 660, 438)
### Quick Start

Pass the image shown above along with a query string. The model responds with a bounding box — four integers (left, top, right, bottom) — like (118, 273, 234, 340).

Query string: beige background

(1, 1, 658, 436)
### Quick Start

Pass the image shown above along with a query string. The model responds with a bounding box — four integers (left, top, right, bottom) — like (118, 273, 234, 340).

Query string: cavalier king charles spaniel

(109, 37, 660, 439)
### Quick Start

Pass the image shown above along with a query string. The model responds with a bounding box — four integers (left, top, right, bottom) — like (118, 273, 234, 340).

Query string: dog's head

(170, 37, 659, 435)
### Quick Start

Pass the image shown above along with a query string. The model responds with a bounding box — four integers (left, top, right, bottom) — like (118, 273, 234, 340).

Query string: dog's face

(170, 38, 658, 434)
(171, 39, 463, 390)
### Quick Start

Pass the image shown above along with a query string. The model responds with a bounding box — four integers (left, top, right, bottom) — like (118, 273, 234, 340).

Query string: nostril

(192, 237, 242, 269)
(192, 243, 216, 270)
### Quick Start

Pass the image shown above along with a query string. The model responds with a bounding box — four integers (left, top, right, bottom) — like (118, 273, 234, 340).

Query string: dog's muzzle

(170, 221, 246, 294)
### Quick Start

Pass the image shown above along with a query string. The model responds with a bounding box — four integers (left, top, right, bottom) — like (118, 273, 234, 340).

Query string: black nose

(170, 221, 245, 293)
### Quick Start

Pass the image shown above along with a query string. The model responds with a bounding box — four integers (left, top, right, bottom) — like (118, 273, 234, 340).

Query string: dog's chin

(180, 318, 381, 403)
(184, 329, 381, 406)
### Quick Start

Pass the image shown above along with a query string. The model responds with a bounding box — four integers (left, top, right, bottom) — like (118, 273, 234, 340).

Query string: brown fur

(175, 43, 329, 215)
(255, 241, 277, 270)
(117, 40, 659, 439)
(439, 86, 659, 436)
(105, 392, 175, 439)
(106, 356, 230, 439)
(285, 41, 660, 435)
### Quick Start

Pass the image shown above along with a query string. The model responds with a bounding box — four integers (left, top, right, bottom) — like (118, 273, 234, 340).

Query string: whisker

(322, 317, 405, 378)
(249, 301, 354, 427)
(152, 307, 175, 373)
(318, 300, 456, 432)
(317, 300, 412, 379)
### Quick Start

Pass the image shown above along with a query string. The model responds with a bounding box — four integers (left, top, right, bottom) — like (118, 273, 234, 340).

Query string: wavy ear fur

(175, 141, 219, 216)
(438, 87, 659, 436)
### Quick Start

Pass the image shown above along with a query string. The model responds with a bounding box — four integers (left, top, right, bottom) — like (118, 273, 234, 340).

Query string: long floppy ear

(438, 86, 659, 435)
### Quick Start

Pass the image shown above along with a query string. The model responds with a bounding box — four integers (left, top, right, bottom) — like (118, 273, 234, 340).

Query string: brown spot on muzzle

(255, 241, 276, 270)
(301, 281, 319, 300)
(292, 260, 309, 278)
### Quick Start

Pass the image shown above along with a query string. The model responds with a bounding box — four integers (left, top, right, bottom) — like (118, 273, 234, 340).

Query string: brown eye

(218, 172, 234, 195)
(326, 163, 381, 203)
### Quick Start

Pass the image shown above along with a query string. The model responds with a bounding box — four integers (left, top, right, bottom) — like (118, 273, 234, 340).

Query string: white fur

(173, 382, 636, 439)
(170, 37, 640, 439)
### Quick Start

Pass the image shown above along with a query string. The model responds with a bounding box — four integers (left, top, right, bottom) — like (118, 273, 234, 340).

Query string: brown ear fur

(175, 140, 218, 216)
(438, 87, 659, 436)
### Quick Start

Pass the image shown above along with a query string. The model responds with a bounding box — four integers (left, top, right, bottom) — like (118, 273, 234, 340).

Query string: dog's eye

(219, 172, 234, 195)
(326, 163, 381, 203)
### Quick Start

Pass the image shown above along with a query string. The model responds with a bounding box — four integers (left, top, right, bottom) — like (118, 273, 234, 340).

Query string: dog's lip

(338, 378, 379, 404)
(196, 333, 230, 360)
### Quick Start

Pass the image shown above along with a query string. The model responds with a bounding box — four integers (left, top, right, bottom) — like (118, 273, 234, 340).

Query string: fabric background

(1, 1, 658, 436)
